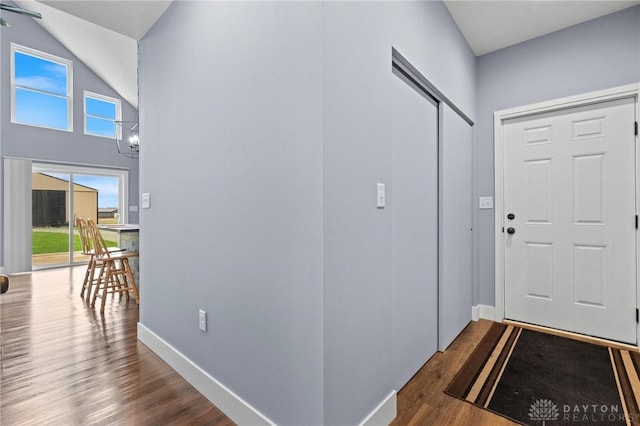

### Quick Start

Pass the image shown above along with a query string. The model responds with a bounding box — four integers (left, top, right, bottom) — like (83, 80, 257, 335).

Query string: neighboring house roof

(32, 173, 98, 192)
(98, 208, 118, 213)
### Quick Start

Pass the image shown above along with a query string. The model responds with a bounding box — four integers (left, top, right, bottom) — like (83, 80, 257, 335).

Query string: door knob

(507, 227, 516, 235)
(507, 213, 515, 220)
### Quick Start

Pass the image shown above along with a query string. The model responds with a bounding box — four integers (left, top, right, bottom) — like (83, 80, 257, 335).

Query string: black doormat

(445, 323, 640, 425)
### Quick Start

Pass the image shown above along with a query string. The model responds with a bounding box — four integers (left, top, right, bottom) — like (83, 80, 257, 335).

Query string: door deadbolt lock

(507, 213, 515, 220)
(507, 227, 516, 235)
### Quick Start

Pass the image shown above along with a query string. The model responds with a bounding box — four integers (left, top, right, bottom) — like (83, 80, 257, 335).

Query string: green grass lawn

(32, 231, 117, 255)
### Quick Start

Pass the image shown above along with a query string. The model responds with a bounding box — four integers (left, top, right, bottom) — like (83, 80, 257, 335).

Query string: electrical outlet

(479, 196, 493, 210)
(199, 309, 207, 332)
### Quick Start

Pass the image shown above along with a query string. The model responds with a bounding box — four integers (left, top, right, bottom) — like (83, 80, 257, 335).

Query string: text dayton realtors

(562, 404, 628, 423)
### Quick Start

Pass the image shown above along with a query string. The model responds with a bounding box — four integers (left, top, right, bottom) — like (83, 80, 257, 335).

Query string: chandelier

(115, 121, 139, 160)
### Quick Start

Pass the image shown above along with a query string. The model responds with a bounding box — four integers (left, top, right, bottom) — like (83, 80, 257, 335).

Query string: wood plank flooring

(1, 266, 513, 425)
(391, 320, 516, 426)
(0, 267, 234, 425)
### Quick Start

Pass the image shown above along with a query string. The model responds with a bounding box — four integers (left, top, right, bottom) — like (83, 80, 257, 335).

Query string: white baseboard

(472, 304, 496, 322)
(359, 390, 397, 426)
(137, 323, 275, 426)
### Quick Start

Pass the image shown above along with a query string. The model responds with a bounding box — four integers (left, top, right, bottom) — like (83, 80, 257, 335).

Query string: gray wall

(139, 2, 324, 425)
(0, 6, 139, 268)
(322, 2, 474, 423)
(475, 5, 640, 306)
(140, 1, 475, 425)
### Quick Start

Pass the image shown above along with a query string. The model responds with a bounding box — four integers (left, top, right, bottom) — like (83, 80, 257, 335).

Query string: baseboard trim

(137, 323, 275, 426)
(472, 304, 496, 322)
(359, 390, 397, 426)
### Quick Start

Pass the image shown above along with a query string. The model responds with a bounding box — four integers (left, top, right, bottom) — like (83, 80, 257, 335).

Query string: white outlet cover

(479, 196, 494, 209)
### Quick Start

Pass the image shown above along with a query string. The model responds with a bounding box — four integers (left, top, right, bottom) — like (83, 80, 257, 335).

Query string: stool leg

(80, 259, 91, 298)
(101, 265, 113, 314)
(82, 256, 97, 300)
(123, 258, 139, 304)
(91, 261, 107, 308)
(86, 258, 98, 301)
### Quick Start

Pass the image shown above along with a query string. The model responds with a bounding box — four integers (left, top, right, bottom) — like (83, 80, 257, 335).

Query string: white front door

(503, 97, 637, 344)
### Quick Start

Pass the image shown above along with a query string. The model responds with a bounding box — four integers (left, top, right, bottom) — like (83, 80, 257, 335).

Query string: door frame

(493, 83, 640, 344)
(30, 160, 130, 269)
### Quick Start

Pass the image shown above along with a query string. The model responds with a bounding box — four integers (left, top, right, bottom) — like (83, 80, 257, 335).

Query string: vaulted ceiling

(11, 0, 172, 109)
(6, 1, 640, 110)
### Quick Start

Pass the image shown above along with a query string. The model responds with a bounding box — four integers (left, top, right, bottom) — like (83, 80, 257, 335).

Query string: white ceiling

(40, 0, 172, 40)
(444, 0, 640, 56)
(6, 1, 640, 109)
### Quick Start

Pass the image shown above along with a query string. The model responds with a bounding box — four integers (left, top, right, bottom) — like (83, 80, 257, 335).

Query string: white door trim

(494, 83, 640, 344)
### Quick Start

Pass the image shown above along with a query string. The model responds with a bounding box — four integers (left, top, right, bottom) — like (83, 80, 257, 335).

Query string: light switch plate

(142, 193, 150, 209)
(377, 183, 386, 208)
(199, 309, 207, 332)
(479, 196, 493, 209)
(129, 205, 138, 212)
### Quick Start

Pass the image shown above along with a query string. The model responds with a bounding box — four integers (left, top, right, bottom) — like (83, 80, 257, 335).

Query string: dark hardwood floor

(0, 266, 234, 425)
(1, 266, 511, 425)
(391, 320, 516, 426)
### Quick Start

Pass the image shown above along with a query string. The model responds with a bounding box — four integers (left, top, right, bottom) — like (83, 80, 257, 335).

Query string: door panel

(524, 242, 553, 299)
(31, 171, 71, 268)
(391, 72, 439, 390)
(439, 105, 473, 351)
(524, 159, 552, 222)
(503, 97, 636, 344)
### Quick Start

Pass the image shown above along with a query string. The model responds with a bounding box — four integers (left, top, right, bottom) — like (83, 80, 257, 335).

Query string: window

(84, 92, 121, 139)
(31, 162, 129, 269)
(11, 43, 73, 131)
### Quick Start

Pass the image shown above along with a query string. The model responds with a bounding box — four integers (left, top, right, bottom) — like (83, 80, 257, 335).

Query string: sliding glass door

(31, 163, 128, 269)
(31, 171, 72, 268)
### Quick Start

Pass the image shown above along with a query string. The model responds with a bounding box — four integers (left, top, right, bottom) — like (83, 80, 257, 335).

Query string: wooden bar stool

(75, 217, 124, 301)
(86, 219, 139, 313)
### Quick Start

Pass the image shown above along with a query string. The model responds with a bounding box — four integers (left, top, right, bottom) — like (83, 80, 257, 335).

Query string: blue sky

(15, 50, 116, 136)
(47, 173, 120, 208)
(15, 51, 68, 130)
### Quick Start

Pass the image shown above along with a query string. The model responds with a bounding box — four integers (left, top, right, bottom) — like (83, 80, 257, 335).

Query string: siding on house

(98, 208, 118, 219)
(31, 173, 98, 224)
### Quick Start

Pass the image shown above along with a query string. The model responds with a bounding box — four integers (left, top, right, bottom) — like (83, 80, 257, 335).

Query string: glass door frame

(31, 161, 129, 268)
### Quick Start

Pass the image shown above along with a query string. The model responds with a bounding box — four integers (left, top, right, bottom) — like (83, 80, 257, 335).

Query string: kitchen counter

(98, 224, 140, 285)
